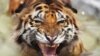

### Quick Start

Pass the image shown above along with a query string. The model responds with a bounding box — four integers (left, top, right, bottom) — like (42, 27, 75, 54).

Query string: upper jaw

(36, 31, 65, 44)
(35, 31, 65, 56)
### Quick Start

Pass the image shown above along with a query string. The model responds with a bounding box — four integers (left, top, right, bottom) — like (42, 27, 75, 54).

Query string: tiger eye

(64, 22, 68, 27)
(33, 20, 42, 27)
(57, 20, 65, 26)
(57, 20, 68, 27)
(44, 6, 48, 8)
(58, 20, 65, 23)
(36, 6, 42, 10)
(34, 20, 42, 23)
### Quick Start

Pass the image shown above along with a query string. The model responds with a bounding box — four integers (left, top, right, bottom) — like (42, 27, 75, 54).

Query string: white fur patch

(36, 32, 49, 43)
(56, 10, 66, 22)
(30, 10, 45, 22)
(54, 31, 65, 44)
(64, 24, 78, 42)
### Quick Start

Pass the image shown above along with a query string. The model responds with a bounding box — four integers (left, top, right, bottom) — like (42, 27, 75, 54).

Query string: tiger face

(14, 1, 82, 56)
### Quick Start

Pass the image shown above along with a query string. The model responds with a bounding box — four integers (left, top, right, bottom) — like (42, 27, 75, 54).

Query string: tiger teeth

(46, 44, 51, 47)
(51, 45, 56, 47)
(45, 44, 51, 47)
(45, 44, 59, 47)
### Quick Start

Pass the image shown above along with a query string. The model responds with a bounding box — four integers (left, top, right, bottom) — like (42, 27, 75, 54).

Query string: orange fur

(10, 0, 84, 56)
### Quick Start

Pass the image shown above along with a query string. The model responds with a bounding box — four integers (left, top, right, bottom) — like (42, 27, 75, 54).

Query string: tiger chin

(10, 0, 84, 56)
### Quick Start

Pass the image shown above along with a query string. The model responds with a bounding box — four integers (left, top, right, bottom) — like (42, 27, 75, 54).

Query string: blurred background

(0, 0, 100, 56)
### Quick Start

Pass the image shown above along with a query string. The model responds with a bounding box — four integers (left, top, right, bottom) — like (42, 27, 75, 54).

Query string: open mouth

(34, 31, 65, 56)
(38, 43, 59, 56)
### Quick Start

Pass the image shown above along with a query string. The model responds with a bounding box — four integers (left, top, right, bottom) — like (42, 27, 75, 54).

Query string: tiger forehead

(31, 3, 67, 23)
(35, 3, 49, 11)
(44, 11, 57, 24)
(34, 3, 62, 11)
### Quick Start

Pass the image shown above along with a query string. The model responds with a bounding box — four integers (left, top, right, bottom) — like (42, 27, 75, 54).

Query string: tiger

(9, 0, 84, 56)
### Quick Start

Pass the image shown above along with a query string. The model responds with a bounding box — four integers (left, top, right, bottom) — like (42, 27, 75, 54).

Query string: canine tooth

(51, 45, 56, 47)
(57, 44, 59, 46)
(46, 44, 50, 47)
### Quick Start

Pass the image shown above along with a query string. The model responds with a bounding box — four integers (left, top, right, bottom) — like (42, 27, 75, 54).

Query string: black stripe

(33, 3, 41, 8)
(44, 0, 53, 5)
(65, 4, 77, 13)
(34, 10, 42, 18)
(36, 6, 42, 11)
(16, 35, 23, 44)
(16, 19, 23, 30)
(15, 2, 26, 13)
(29, 15, 33, 21)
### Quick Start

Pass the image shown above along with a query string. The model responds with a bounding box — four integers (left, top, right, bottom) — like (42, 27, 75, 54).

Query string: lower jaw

(42, 51, 57, 56)
(38, 43, 59, 56)
(43, 54, 57, 56)
(43, 53, 57, 56)
(42, 49, 57, 56)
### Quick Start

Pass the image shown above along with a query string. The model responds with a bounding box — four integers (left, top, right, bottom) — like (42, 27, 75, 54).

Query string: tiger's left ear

(59, 0, 77, 13)
(8, 0, 36, 15)
(8, 0, 25, 15)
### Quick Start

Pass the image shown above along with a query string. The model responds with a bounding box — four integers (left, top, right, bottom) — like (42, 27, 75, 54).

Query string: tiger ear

(8, 0, 24, 15)
(8, 0, 36, 15)
(58, 0, 77, 13)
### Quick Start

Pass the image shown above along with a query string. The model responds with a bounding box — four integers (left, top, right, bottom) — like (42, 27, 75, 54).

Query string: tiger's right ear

(8, 0, 36, 15)
(58, 0, 77, 13)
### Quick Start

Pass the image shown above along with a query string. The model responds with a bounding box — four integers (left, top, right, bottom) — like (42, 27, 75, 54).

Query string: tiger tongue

(44, 47, 57, 56)
(38, 43, 57, 56)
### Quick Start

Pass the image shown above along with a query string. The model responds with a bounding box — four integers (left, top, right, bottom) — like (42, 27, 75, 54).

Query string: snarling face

(16, 2, 79, 56)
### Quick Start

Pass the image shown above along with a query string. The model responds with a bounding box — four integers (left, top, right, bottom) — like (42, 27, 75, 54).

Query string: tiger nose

(45, 33, 57, 43)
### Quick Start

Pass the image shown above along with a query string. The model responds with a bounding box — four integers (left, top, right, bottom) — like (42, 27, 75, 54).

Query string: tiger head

(14, 0, 79, 56)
